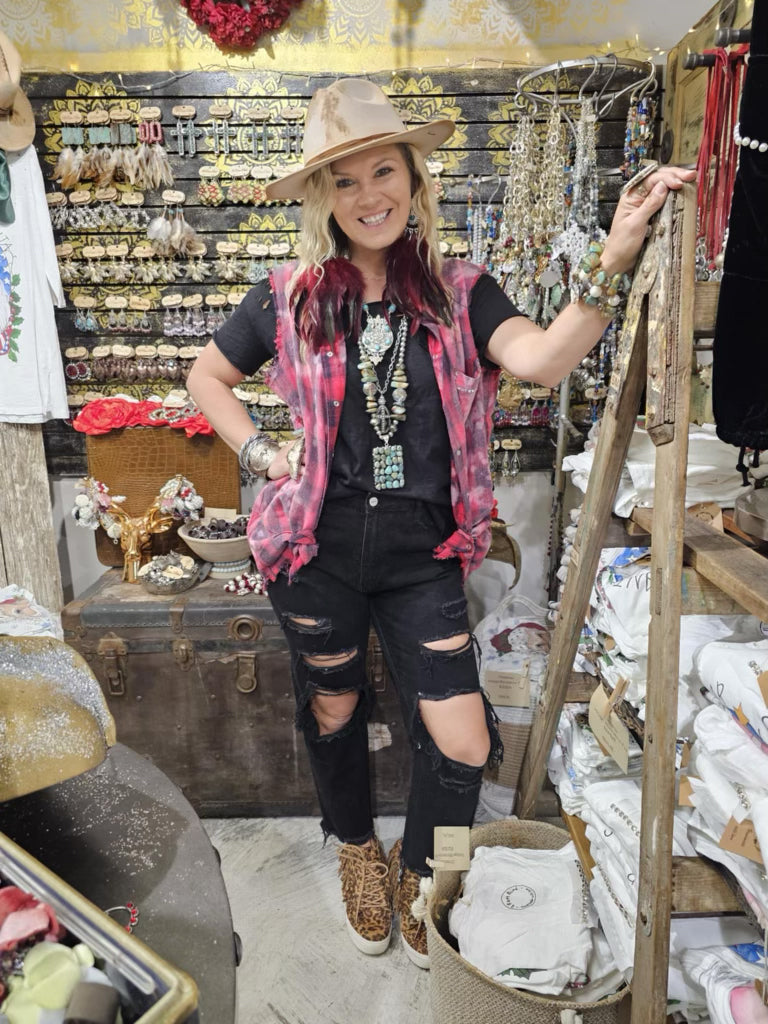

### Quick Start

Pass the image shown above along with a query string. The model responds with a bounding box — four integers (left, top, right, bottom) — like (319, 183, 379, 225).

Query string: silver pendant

(360, 313, 394, 366)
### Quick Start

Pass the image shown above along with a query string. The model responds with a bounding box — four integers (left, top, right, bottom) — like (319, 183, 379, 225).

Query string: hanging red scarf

(696, 44, 750, 266)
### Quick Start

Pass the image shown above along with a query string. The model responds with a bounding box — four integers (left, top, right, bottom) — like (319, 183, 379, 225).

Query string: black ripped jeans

(267, 493, 502, 875)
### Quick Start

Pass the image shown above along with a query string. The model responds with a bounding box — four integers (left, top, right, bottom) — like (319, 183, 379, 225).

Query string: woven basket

(426, 819, 630, 1024)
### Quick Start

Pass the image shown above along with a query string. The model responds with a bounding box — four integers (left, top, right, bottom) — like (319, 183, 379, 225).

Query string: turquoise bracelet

(572, 241, 632, 318)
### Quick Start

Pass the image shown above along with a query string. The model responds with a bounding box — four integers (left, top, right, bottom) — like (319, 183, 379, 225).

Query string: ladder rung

(631, 508, 768, 622)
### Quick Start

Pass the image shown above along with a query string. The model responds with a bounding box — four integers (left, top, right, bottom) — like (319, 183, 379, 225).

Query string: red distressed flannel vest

(246, 258, 500, 582)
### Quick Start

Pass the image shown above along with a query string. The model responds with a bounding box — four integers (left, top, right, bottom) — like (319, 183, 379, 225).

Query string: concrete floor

(204, 816, 431, 1024)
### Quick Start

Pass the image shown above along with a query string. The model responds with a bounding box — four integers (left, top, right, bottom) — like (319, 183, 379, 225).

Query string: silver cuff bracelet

(238, 432, 281, 477)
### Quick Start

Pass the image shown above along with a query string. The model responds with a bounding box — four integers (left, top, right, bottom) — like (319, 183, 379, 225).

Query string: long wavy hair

(287, 142, 452, 353)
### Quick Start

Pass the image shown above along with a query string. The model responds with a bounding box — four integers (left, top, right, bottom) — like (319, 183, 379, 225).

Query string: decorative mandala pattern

(0, 0, 51, 48)
(284, 0, 389, 47)
(230, 211, 298, 249)
(387, 76, 466, 174)
(441, 0, 618, 46)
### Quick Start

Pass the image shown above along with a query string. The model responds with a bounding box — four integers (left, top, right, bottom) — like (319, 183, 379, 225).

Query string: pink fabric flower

(0, 886, 63, 950)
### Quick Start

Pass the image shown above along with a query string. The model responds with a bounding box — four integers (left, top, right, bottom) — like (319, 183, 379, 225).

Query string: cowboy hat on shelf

(265, 77, 455, 201)
(0, 30, 35, 152)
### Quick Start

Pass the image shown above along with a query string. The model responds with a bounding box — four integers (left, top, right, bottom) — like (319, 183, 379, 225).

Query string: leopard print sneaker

(387, 838, 430, 969)
(337, 837, 392, 955)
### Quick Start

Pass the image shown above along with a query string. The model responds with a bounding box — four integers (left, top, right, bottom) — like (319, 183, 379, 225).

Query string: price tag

(69, 190, 91, 206)
(109, 107, 133, 123)
(81, 245, 106, 260)
(172, 105, 196, 119)
(205, 507, 238, 521)
(64, 346, 88, 359)
(199, 165, 220, 179)
(135, 344, 157, 358)
(139, 105, 161, 121)
(244, 106, 270, 122)
(106, 244, 129, 258)
(157, 344, 179, 357)
(678, 775, 696, 807)
(758, 670, 768, 706)
(250, 164, 272, 180)
(111, 344, 134, 358)
(128, 295, 151, 311)
(95, 186, 118, 202)
(188, 241, 208, 257)
(162, 189, 186, 205)
(205, 293, 227, 307)
(484, 664, 530, 708)
(86, 108, 109, 125)
(718, 817, 764, 865)
(121, 191, 145, 207)
(55, 243, 74, 258)
(209, 103, 233, 119)
(688, 501, 724, 533)
(226, 161, 250, 179)
(73, 296, 97, 310)
(227, 291, 246, 306)
(246, 242, 270, 257)
(588, 685, 630, 773)
(104, 295, 128, 310)
(60, 110, 84, 125)
(216, 241, 241, 255)
(47, 192, 66, 207)
(182, 293, 203, 308)
(161, 294, 183, 308)
(433, 826, 470, 871)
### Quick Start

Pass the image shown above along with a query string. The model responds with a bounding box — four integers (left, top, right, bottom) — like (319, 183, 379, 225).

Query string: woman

(188, 77, 694, 969)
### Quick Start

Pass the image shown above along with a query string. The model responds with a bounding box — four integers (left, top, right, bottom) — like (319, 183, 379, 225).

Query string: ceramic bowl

(177, 521, 252, 577)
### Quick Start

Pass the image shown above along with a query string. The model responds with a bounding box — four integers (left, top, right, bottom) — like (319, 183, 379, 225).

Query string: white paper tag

(433, 826, 470, 871)
(484, 664, 531, 708)
(588, 686, 630, 774)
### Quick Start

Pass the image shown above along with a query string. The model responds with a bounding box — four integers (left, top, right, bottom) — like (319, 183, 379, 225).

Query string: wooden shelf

(631, 508, 768, 622)
(562, 811, 742, 916)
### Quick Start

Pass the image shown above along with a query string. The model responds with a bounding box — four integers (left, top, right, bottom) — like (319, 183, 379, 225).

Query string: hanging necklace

(359, 301, 396, 366)
(358, 309, 409, 489)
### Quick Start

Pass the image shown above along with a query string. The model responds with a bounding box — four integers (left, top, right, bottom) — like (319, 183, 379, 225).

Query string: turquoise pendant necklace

(360, 302, 396, 366)
(358, 310, 409, 489)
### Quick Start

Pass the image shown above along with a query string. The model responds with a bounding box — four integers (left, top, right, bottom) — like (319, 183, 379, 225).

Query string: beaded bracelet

(571, 240, 632, 318)
(238, 432, 281, 477)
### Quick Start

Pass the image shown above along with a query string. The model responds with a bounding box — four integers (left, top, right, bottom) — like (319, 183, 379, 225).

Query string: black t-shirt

(214, 273, 523, 506)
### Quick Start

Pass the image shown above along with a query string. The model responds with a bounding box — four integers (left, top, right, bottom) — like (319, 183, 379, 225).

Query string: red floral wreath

(181, 0, 304, 49)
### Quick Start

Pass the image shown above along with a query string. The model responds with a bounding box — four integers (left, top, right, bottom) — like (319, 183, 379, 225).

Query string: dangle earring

(405, 208, 418, 236)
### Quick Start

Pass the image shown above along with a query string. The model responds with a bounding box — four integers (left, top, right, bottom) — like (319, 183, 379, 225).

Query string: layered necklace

(359, 302, 409, 489)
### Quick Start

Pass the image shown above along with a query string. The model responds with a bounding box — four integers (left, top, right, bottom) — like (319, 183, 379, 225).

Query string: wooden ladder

(516, 182, 768, 1024)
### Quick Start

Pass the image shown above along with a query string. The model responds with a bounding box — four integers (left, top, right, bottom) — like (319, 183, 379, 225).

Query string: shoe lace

(338, 847, 389, 917)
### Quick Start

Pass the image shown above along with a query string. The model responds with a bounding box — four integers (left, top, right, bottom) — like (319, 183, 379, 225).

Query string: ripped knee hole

(301, 647, 358, 669)
(422, 633, 472, 655)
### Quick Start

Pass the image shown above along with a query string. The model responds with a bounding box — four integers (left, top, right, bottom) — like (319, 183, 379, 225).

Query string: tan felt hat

(0, 30, 35, 152)
(265, 78, 454, 201)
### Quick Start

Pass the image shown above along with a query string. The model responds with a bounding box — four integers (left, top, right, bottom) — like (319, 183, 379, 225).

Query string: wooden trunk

(61, 569, 410, 817)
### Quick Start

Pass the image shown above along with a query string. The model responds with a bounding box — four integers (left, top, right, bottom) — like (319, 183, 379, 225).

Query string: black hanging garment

(712, 0, 768, 453)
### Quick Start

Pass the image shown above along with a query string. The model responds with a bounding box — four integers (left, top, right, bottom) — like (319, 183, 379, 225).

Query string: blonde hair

(288, 143, 445, 306)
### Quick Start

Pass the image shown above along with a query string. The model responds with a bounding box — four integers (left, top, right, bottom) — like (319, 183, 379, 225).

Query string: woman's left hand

(602, 165, 697, 276)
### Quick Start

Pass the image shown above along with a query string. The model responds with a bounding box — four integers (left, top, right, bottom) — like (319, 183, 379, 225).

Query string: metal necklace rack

(515, 54, 656, 133)
(511, 55, 659, 599)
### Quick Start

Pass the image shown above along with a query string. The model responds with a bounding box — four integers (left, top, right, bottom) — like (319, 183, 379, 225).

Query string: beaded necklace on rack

(359, 304, 409, 489)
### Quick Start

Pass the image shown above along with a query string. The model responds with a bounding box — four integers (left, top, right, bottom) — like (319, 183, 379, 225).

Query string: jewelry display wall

(24, 67, 658, 477)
